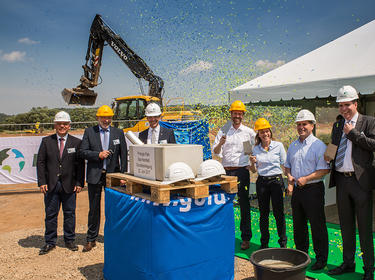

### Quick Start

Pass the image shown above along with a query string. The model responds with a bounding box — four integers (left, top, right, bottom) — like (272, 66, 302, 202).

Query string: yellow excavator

(62, 14, 200, 132)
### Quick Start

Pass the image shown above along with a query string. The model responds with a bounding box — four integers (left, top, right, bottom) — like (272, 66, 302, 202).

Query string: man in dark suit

(37, 111, 84, 255)
(80, 105, 127, 252)
(139, 103, 176, 144)
(326, 85, 374, 280)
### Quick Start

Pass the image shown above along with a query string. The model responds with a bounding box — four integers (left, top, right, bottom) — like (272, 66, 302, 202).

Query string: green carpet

(234, 207, 375, 280)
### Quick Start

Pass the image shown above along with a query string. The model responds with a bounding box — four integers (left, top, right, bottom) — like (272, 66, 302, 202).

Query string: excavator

(62, 14, 200, 132)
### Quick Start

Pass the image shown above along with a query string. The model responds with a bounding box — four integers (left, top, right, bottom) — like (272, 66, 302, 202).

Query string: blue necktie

(335, 121, 352, 169)
(103, 129, 109, 169)
(335, 134, 347, 168)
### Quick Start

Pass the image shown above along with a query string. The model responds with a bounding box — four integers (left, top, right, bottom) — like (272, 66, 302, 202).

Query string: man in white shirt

(213, 100, 256, 250)
(285, 109, 330, 271)
(37, 111, 84, 255)
(327, 86, 374, 280)
(139, 103, 176, 144)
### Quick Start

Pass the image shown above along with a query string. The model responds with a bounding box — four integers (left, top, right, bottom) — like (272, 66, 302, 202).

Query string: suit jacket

(139, 125, 176, 144)
(37, 134, 85, 193)
(329, 114, 375, 191)
(79, 125, 127, 184)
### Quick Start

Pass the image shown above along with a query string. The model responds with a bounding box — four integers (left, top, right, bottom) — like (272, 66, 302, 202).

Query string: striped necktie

(335, 121, 353, 169)
(335, 134, 347, 168)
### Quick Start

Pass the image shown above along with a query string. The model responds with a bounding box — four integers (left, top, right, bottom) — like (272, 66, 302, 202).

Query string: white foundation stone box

(129, 144, 203, 181)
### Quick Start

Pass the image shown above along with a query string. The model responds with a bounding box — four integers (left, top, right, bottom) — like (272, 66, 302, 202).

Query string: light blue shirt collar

(299, 133, 314, 145)
(99, 126, 110, 133)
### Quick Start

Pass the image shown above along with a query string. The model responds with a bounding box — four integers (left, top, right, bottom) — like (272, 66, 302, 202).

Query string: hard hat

(161, 162, 195, 185)
(194, 159, 225, 181)
(336, 85, 359, 102)
(254, 118, 272, 131)
(54, 111, 71, 122)
(145, 103, 162, 117)
(295, 109, 316, 124)
(229, 100, 246, 112)
(96, 105, 114, 117)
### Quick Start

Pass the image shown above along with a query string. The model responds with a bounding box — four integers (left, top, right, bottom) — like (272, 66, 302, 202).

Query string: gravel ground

(0, 226, 254, 280)
(0, 192, 255, 280)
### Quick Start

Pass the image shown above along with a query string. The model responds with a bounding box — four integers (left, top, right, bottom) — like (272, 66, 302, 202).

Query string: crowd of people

(36, 85, 374, 280)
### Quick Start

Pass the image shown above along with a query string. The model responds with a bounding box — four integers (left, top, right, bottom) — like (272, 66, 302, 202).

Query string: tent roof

(230, 19, 375, 103)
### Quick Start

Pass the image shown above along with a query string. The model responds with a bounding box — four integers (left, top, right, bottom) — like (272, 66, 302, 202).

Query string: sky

(0, 0, 374, 115)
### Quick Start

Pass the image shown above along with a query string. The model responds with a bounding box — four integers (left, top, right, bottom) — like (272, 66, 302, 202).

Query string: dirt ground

(0, 190, 254, 280)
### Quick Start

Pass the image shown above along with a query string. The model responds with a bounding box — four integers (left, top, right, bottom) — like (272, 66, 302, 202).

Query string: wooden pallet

(106, 173, 238, 203)
(199, 175, 238, 193)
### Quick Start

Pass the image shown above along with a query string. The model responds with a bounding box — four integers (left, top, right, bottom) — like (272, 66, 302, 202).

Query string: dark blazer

(79, 125, 127, 184)
(139, 125, 176, 144)
(329, 114, 375, 191)
(37, 134, 85, 193)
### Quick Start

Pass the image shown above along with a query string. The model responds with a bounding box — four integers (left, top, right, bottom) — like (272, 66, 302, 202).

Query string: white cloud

(255, 59, 285, 69)
(18, 37, 39, 45)
(179, 60, 213, 75)
(1, 51, 26, 62)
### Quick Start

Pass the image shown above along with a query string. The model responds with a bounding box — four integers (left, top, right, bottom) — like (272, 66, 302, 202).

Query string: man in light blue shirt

(285, 109, 330, 271)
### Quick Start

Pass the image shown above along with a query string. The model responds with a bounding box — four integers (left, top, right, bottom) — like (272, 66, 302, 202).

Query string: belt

(258, 175, 281, 181)
(337, 171, 355, 177)
(224, 166, 247, 171)
(295, 181, 323, 189)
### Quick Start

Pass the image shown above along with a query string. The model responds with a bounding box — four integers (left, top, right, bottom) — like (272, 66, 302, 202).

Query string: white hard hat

(54, 111, 71, 122)
(336, 85, 359, 103)
(161, 162, 195, 185)
(145, 103, 162, 117)
(194, 159, 225, 181)
(295, 109, 316, 124)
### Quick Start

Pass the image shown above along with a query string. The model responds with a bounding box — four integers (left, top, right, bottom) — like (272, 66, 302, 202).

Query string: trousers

(44, 180, 76, 245)
(226, 167, 252, 241)
(334, 171, 374, 270)
(256, 175, 287, 247)
(87, 172, 106, 242)
(291, 181, 328, 262)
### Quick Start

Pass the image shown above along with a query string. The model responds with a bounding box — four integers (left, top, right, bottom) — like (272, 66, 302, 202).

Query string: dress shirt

(56, 134, 68, 150)
(99, 126, 110, 170)
(285, 134, 329, 184)
(213, 123, 256, 167)
(336, 112, 358, 173)
(147, 125, 160, 144)
(252, 140, 286, 176)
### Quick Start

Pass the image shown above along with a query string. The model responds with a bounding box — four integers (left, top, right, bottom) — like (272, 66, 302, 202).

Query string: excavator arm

(62, 14, 164, 106)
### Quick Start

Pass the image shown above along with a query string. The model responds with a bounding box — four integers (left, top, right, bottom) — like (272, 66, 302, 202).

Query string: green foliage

(0, 113, 10, 123)
(318, 133, 331, 145)
(1, 107, 98, 132)
(3, 107, 97, 125)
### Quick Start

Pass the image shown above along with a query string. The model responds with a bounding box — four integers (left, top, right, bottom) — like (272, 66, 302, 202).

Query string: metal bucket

(250, 248, 311, 280)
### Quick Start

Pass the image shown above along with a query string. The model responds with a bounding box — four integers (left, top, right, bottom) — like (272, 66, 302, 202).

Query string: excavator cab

(112, 96, 160, 132)
(112, 95, 202, 133)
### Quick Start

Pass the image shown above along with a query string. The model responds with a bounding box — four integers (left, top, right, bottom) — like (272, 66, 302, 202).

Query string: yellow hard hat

(229, 100, 246, 112)
(96, 105, 114, 117)
(254, 118, 272, 131)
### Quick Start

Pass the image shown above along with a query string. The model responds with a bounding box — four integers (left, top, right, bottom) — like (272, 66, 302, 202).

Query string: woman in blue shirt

(249, 118, 287, 249)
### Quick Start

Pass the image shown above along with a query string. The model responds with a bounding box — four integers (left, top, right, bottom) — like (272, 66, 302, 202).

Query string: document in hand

(324, 143, 338, 161)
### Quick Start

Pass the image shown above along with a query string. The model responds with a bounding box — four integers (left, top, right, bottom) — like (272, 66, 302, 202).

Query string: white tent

(230, 19, 375, 103)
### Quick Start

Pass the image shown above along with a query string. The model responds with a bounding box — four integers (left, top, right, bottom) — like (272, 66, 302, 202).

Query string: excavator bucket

(61, 87, 98, 106)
